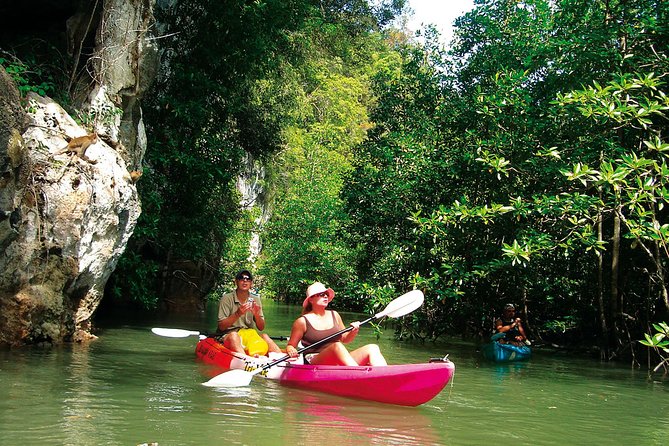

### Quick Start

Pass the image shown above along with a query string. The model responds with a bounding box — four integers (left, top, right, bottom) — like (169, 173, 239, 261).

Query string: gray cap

(235, 269, 253, 280)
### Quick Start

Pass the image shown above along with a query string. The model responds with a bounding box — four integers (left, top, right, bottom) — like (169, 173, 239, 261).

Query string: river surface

(1, 299, 667, 446)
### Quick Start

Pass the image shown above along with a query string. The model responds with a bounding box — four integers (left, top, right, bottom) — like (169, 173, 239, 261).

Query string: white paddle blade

(151, 328, 200, 338)
(202, 369, 254, 387)
(376, 290, 424, 319)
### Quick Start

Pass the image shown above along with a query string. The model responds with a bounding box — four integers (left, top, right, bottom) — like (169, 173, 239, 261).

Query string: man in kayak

(217, 270, 282, 356)
(494, 303, 529, 346)
(285, 281, 387, 366)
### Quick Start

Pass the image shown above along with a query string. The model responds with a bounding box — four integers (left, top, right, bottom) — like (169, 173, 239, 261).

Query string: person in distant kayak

(285, 281, 388, 366)
(217, 269, 282, 356)
(494, 303, 529, 346)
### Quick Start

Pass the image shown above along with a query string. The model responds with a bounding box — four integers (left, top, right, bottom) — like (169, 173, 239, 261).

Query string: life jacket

(501, 317, 521, 340)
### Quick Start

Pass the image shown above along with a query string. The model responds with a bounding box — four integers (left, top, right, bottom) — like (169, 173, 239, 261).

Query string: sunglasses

(238, 276, 252, 281)
(312, 292, 329, 298)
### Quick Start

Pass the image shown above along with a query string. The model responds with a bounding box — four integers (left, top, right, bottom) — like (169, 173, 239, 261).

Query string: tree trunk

(652, 239, 669, 312)
(521, 285, 530, 338)
(611, 210, 621, 347)
(597, 207, 609, 359)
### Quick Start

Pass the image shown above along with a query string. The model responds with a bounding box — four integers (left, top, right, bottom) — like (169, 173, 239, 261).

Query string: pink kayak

(278, 361, 455, 406)
(196, 337, 454, 406)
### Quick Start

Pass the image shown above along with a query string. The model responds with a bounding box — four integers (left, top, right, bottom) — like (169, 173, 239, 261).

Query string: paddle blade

(375, 290, 424, 319)
(491, 332, 506, 342)
(202, 369, 254, 388)
(151, 328, 200, 338)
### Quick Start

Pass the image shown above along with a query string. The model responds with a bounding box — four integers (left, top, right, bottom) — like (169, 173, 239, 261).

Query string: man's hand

(237, 301, 253, 316)
(250, 300, 262, 317)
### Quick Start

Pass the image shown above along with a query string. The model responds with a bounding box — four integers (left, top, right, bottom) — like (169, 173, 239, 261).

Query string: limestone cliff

(0, 0, 158, 346)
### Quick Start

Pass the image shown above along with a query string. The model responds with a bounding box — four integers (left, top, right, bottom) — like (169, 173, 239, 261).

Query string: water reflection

(487, 361, 531, 382)
(62, 342, 97, 444)
(200, 375, 446, 445)
(279, 385, 445, 445)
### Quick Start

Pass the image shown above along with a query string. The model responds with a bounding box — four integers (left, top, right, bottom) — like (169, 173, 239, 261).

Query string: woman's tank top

(301, 311, 342, 352)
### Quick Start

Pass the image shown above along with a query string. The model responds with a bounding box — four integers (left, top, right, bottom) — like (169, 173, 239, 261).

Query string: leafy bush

(0, 53, 56, 98)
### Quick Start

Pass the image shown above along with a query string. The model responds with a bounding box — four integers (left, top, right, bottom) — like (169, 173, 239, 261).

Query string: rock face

(0, 0, 158, 346)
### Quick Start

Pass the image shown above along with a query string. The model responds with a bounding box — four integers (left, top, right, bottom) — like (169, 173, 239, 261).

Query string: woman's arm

(286, 317, 307, 357)
(336, 312, 359, 343)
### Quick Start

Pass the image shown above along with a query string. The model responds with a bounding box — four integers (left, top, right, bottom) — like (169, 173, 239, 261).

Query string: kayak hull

(195, 337, 454, 406)
(482, 341, 531, 362)
(279, 362, 455, 406)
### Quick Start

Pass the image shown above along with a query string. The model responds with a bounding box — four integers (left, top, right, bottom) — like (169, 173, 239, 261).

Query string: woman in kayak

(285, 282, 388, 366)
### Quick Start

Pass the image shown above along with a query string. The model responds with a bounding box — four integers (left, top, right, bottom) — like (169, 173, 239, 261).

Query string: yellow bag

(238, 328, 269, 356)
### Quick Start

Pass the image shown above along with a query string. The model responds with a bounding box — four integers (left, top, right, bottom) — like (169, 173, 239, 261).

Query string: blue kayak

(482, 338, 531, 362)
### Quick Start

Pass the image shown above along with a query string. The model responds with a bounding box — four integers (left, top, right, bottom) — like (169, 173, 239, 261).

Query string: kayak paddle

(151, 327, 288, 341)
(202, 289, 425, 388)
(152, 328, 202, 338)
(490, 332, 506, 342)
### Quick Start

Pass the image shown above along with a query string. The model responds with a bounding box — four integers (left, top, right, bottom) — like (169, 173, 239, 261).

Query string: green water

(1, 299, 667, 446)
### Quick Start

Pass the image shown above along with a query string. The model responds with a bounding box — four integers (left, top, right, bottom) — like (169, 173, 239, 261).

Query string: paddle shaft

(151, 327, 288, 341)
(250, 315, 377, 376)
(209, 332, 288, 341)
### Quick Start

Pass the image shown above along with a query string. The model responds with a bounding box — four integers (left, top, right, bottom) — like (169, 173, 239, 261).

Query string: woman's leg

(309, 342, 358, 366)
(350, 344, 387, 366)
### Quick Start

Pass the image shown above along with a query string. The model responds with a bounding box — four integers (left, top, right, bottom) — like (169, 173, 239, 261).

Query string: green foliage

(101, 0, 669, 364)
(342, 0, 669, 349)
(639, 322, 669, 350)
(111, 0, 321, 305)
(0, 53, 56, 98)
(109, 0, 410, 309)
(109, 251, 161, 309)
(217, 207, 258, 297)
(74, 101, 123, 129)
(256, 14, 402, 308)
(639, 322, 669, 374)
(542, 316, 579, 336)
(258, 68, 364, 304)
